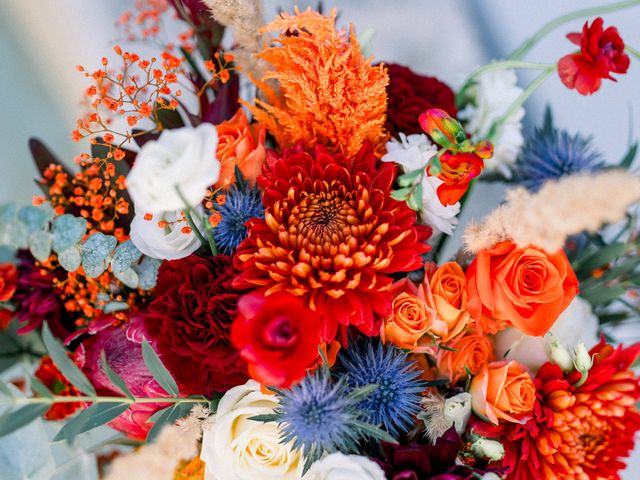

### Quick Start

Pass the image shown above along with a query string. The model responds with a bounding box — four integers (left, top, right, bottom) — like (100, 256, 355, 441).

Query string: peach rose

(429, 262, 471, 341)
(382, 278, 443, 351)
(215, 109, 266, 188)
(469, 360, 536, 425)
(437, 331, 495, 384)
(466, 241, 579, 337)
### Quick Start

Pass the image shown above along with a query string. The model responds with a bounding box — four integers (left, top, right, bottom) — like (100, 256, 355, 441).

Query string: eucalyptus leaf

(0, 404, 49, 438)
(28, 231, 52, 262)
(100, 351, 134, 399)
(29, 377, 53, 399)
(573, 242, 627, 276)
(52, 215, 87, 253)
(114, 268, 139, 289)
(135, 256, 162, 290)
(0, 203, 17, 224)
(141, 339, 179, 397)
(54, 402, 129, 444)
(18, 206, 47, 233)
(42, 322, 96, 397)
(82, 261, 107, 278)
(6, 222, 28, 249)
(111, 240, 142, 274)
(58, 246, 82, 272)
(146, 402, 194, 443)
(82, 233, 117, 266)
(103, 301, 129, 314)
(0, 381, 14, 399)
(580, 285, 627, 306)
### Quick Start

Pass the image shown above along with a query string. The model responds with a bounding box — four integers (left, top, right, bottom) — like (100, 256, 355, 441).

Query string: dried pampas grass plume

(464, 170, 640, 253)
(104, 424, 199, 480)
(202, 0, 265, 77)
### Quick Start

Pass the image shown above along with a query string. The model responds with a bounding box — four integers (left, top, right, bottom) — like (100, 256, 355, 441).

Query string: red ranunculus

(0, 263, 18, 302)
(385, 64, 458, 136)
(231, 292, 323, 387)
(35, 355, 87, 420)
(144, 254, 248, 396)
(558, 17, 630, 95)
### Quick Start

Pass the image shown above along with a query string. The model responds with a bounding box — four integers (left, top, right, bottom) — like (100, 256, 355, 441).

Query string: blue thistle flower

(212, 169, 264, 254)
(515, 107, 603, 191)
(338, 340, 425, 436)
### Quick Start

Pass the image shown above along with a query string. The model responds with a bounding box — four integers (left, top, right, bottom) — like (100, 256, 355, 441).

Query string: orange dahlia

(473, 340, 640, 480)
(245, 8, 389, 158)
(233, 143, 431, 341)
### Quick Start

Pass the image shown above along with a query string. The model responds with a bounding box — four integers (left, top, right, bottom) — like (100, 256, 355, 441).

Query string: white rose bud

(546, 340, 574, 372)
(304, 453, 386, 480)
(127, 123, 220, 213)
(471, 437, 505, 462)
(443, 392, 472, 435)
(573, 342, 594, 373)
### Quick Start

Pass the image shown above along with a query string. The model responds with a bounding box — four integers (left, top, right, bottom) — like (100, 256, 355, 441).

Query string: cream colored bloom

(201, 380, 302, 480)
(304, 453, 385, 480)
(127, 123, 220, 213)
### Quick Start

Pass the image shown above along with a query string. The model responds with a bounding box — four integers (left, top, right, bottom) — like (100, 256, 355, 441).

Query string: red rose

(558, 17, 630, 95)
(231, 292, 323, 387)
(385, 64, 457, 136)
(0, 263, 18, 302)
(145, 255, 248, 396)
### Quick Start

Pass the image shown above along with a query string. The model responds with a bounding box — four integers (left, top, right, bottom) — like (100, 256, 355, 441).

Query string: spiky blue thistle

(338, 340, 425, 436)
(212, 170, 264, 254)
(515, 107, 603, 191)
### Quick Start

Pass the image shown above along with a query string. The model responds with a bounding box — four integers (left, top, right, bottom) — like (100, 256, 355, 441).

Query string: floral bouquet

(1, 1, 640, 479)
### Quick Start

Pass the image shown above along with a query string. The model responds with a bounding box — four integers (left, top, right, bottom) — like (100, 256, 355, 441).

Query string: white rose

(130, 207, 202, 260)
(126, 123, 220, 213)
(458, 69, 524, 178)
(381, 134, 460, 235)
(494, 296, 599, 371)
(201, 380, 303, 480)
(304, 453, 385, 480)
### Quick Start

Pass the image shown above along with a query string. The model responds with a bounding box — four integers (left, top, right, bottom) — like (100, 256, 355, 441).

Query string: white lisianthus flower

(130, 207, 202, 260)
(382, 134, 460, 235)
(304, 453, 385, 480)
(493, 296, 599, 371)
(126, 123, 220, 213)
(200, 380, 303, 480)
(443, 392, 472, 435)
(458, 69, 524, 178)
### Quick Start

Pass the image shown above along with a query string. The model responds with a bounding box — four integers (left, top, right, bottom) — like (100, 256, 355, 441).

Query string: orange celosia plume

(245, 7, 389, 158)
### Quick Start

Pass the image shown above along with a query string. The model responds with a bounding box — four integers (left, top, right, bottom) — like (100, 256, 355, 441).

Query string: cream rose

(304, 453, 385, 480)
(130, 208, 202, 260)
(200, 380, 302, 480)
(126, 123, 220, 213)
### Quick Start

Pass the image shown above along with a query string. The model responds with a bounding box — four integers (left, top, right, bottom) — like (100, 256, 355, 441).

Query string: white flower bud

(573, 342, 594, 372)
(547, 340, 574, 372)
(481, 474, 502, 480)
(443, 392, 472, 435)
(471, 437, 505, 462)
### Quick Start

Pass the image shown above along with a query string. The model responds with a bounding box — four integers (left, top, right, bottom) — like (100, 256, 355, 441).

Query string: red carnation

(233, 143, 431, 342)
(558, 17, 630, 95)
(385, 64, 458, 136)
(35, 355, 87, 421)
(145, 254, 248, 396)
(231, 292, 323, 387)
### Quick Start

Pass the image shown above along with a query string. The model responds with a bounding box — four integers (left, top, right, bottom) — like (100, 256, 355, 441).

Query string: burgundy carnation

(385, 63, 458, 137)
(145, 254, 248, 396)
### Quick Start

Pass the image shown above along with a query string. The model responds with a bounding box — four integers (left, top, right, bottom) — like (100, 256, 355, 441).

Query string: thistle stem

(508, 0, 640, 60)
(626, 45, 640, 60)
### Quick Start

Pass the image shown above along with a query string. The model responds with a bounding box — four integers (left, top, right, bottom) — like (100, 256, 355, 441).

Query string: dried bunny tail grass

(104, 425, 199, 480)
(464, 170, 640, 253)
(418, 392, 452, 444)
(202, 0, 265, 76)
(177, 404, 212, 440)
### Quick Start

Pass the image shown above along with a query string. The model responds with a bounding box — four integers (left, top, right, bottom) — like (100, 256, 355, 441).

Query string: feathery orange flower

(474, 340, 640, 480)
(245, 7, 389, 158)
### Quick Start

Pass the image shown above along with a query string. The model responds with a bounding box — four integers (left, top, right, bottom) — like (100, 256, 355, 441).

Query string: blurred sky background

(0, 0, 638, 475)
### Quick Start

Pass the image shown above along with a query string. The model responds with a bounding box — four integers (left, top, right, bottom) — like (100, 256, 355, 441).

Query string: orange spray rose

(429, 262, 471, 342)
(466, 240, 579, 337)
(469, 360, 536, 425)
(437, 331, 495, 384)
(215, 109, 266, 188)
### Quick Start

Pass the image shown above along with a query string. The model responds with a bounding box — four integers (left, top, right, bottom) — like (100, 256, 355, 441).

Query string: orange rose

(437, 331, 494, 384)
(215, 109, 266, 188)
(429, 262, 471, 342)
(466, 241, 579, 337)
(469, 360, 536, 425)
(382, 278, 443, 351)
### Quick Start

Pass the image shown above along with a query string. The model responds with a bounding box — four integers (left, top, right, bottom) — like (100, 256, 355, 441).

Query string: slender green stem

(183, 208, 208, 247)
(175, 187, 218, 256)
(5, 395, 206, 405)
(456, 61, 554, 107)
(486, 67, 555, 142)
(509, 0, 640, 60)
(626, 45, 640, 60)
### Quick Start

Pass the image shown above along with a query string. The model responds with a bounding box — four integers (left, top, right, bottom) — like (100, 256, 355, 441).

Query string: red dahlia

(233, 143, 431, 341)
(145, 254, 248, 396)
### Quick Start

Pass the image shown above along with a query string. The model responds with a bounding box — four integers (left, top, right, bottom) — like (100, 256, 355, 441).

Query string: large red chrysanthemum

(474, 340, 640, 480)
(233, 143, 431, 341)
